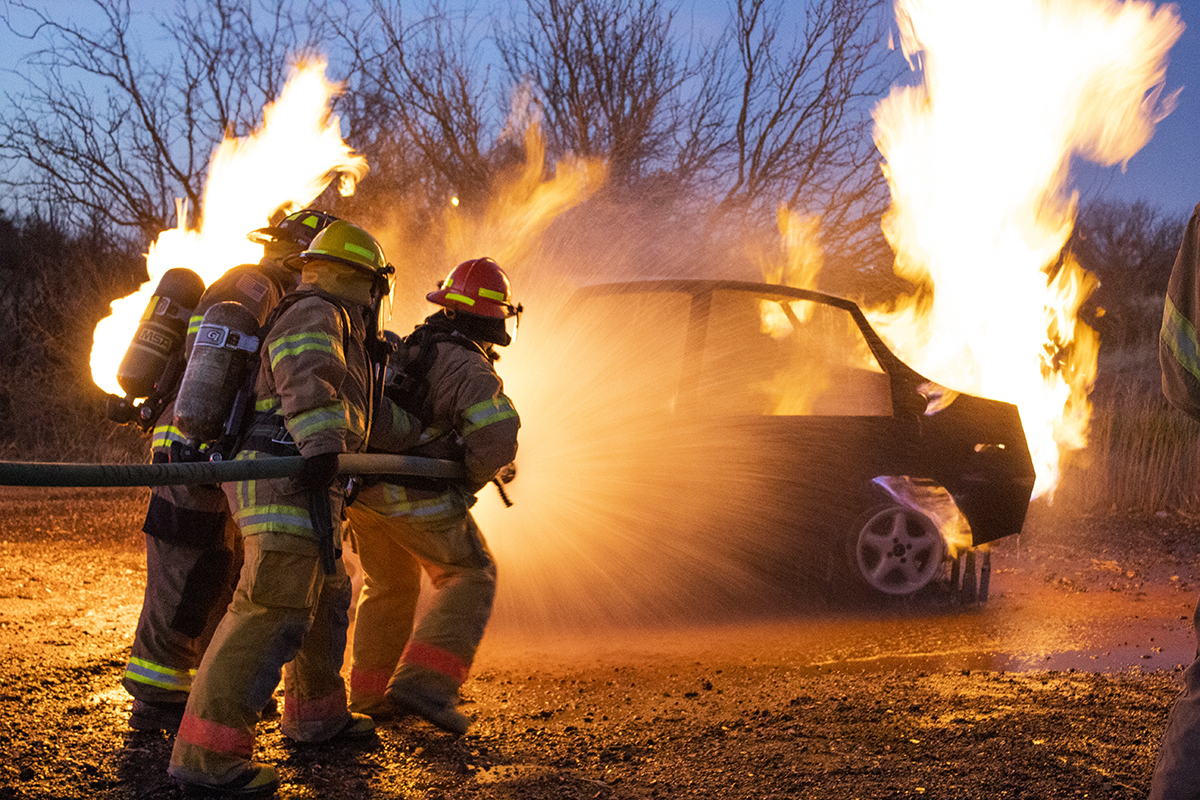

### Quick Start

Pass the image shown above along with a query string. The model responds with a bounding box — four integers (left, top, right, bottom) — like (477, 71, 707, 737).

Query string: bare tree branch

(0, 0, 311, 241)
(713, 0, 897, 260)
(498, 0, 692, 188)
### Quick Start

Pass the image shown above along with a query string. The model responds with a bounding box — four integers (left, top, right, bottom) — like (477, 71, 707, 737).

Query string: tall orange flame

(870, 0, 1182, 498)
(89, 59, 368, 396)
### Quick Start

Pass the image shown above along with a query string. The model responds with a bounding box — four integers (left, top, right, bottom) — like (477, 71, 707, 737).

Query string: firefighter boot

(387, 683, 470, 736)
(176, 762, 279, 798)
(129, 699, 187, 733)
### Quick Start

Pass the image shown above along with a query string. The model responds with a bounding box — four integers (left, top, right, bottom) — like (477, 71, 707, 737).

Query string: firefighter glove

(498, 461, 517, 484)
(293, 451, 341, 492)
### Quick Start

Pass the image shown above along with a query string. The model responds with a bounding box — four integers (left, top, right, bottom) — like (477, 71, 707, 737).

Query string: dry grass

(1053, 343, 1200, 516)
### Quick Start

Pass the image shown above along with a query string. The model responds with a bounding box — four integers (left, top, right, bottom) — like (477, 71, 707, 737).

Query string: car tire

(845, 502, 946, 597)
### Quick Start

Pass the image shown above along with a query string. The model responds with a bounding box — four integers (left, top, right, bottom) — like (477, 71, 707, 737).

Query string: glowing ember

(89, 59, 368, 397)
(870, 0, 1182, 498)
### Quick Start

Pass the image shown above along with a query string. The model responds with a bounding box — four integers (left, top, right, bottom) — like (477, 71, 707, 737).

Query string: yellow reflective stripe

(288, 402, 347, 440)
(461, 397, 517, 436)
(151, 424, 187, 450)
(478, 287, 505, 301)
(268, 331, 340, 369)
(235, 503, 314, 537)
(386, 402, 415, 439)
(228, 451, 313, 536)
(231, 452, 261, 512)
(125, 656, 195, 690)
(141, 296, 163, 321)
(1163, 294, 1200, 383)
(371, 485, 461, 520)
(445, 292, 475, 306)
(344, 242, 376, 262)
(255, 397, 281, 412)
(347, 404, 367, 439)
(187, 314, 203, 336)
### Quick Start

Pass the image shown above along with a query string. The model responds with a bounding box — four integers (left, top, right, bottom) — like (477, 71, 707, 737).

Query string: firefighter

(167, 220, 422, 796)
(122, 209, 338, 733)
(1149, 200, 1200, 800)
(345, 256, 521, 736)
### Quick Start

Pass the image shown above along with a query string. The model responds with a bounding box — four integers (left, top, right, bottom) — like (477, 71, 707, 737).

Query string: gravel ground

(0, 487, 1197, 799)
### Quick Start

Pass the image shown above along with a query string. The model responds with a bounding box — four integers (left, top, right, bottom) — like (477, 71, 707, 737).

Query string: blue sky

(1, 0, 1196, 219)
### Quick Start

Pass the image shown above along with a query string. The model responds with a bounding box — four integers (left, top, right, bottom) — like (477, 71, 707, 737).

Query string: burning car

(562, 279, 1036, 603)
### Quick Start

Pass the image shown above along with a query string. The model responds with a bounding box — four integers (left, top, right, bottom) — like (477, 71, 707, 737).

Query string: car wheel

(849, 504, 946, 596)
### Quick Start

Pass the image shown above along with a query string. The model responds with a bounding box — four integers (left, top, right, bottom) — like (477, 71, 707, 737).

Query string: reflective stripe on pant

(122, 515, 241, 705)
(168, 534, 353, 784)
(345, 498, 496, 709)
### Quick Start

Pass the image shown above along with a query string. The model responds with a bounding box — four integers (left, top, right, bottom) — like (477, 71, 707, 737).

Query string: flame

(760, 205, 824, 293)
(442, 123, 607, 277)
(89, 59, 368, 396)
(869, 0, 1182, 498)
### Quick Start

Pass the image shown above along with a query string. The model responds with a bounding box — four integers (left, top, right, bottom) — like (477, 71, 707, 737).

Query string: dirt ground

(1, 487, 1198, 799)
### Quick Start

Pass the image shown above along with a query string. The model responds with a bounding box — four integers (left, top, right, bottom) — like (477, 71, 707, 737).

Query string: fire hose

(0, 454, 467, 576)
(0, 453, 464, 487)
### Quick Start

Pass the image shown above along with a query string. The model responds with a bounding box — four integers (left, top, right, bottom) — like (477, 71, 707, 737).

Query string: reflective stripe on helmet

(343, 242, 377, 262)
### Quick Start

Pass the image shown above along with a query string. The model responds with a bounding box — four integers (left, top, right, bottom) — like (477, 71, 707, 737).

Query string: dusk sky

(1, 1, 1196, 219)
(1070, 1, 1199, 220)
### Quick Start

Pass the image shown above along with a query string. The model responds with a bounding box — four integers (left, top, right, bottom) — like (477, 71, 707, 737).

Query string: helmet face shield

(372, 263, 396, 326)
(372, 263, 396, 301)
(504, 303, 523, 345)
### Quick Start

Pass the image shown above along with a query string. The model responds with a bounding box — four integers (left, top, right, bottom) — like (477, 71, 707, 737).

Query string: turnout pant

(123, 483, 240, 706)
(345, 493, 497, 714)
(168, 532, 353, 785)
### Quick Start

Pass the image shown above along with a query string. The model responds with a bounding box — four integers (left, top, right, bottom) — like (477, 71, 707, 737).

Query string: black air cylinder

(115, 268, 206, 399)
(173, 301, 261, 443)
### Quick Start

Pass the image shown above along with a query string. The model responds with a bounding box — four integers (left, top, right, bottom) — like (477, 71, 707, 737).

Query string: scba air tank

(173, 301, 261, 444)
(115, 268, 206, 399)
(183, 265, 283, 355)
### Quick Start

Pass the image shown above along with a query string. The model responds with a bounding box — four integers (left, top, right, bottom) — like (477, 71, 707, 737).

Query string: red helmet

(426, 257, 520, 319)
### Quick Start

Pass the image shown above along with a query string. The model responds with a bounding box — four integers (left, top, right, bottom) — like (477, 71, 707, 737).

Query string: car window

(697, 290, 892, 416)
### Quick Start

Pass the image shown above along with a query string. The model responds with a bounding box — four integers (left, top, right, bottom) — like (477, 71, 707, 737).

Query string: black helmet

(246, 208, 339, 249)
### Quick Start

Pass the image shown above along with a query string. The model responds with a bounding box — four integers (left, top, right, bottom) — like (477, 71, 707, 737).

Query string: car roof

(572, 278, 921, 382)
(573, 278, 862, 314)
